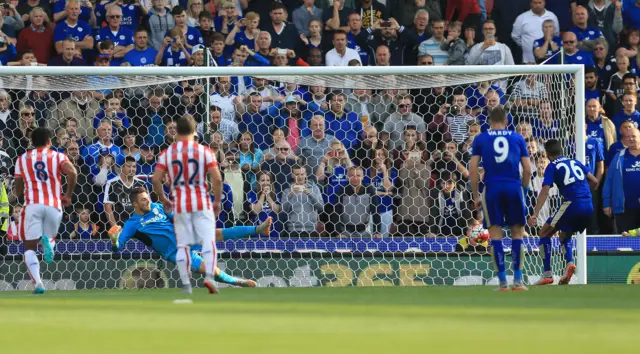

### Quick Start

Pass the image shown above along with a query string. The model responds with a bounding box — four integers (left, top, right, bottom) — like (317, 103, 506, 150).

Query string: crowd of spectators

(1, 0, 640, 247)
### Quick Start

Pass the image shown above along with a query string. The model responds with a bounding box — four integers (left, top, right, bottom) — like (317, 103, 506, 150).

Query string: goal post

(0, 64, 588, 289)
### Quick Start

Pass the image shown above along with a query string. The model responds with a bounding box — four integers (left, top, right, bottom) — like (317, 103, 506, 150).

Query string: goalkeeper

(110, 187, 271, 288)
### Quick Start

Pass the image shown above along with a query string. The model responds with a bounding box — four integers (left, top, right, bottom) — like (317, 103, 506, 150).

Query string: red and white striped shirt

(14, 148, 68, 210)
(156, 140, 218, 213)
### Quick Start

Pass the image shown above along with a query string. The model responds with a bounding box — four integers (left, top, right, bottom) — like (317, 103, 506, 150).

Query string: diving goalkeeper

(110, 187, 271, 289)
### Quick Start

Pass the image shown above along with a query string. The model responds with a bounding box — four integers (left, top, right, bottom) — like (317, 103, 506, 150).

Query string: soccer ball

(469, 225, 489, 244)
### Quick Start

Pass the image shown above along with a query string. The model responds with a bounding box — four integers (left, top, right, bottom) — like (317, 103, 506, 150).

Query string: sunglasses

(423, 61, 433, 64)
(108, 15, 121, 19)
(563, 40, 575, 44)
(398, 104, 410, 108)
(278, 147, 290, 151)
(22, 112, 34, 117)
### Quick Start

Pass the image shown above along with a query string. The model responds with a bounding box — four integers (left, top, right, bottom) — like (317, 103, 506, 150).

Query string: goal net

(0, 65, 586, 291)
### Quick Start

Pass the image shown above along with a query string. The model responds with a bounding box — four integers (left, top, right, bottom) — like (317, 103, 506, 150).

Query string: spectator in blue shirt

(603, 127, 640, 234)
(83, 119, 125, 169)
(209, 32, 228, 66)
(96, 5, 135, 66)
(562, 31, 594, 66)
(586, 98, 617, 153)
(533, 19, 562, 64)
(584, 66, 602, 103)
(93, 94, 131, 145)
(612, 92, 640, 138)
(53, 0, 96, 27)
(53, 1, 94, 57)
(168, 5, 203, 50)
(155, 27, 190, 66)
(105, 0, 147, 31)
(606, 120, 636, 167)
(225, 11, 260, 51)
(239, 93, 273, 151)
(0, 38, 17, 66)
(214, 0, 242, 37)
(623, 0, 640, 29)
(323, 91, 363, 152)
(124, 28, 158, 66)
(570, 6, 604, 52)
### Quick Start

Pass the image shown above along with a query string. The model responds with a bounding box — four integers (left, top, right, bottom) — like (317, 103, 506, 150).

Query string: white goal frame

(0, 64, 587, 285)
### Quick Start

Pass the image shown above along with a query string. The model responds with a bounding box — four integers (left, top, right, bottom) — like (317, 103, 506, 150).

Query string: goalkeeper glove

(108, 225, 122, 253)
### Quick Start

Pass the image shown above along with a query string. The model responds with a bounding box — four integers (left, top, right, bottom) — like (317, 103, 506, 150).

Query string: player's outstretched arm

(529, 185, 551, 226)
(61, 161, 78, 206)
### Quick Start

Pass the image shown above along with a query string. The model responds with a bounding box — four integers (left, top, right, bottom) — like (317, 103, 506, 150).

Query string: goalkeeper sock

(24, 250, 42, 286)
(561, 237, 574, 264)
(201, 239, 217, 279)
(539, 237, 552, 273)
(222, 226, 256, 240)
(215, 269, 240, 285)
(175, 245, 192, 289)
(490, 240, 506, 283)
(511, 239, 524, 282)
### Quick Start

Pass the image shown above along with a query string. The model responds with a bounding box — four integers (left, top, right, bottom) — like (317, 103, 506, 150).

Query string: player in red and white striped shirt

(13, 128, 78, 294)
(152, 115, 222, 296)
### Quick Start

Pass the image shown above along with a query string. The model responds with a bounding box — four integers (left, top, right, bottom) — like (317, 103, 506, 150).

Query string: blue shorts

(166, 248, 203, 272)
(546, 200, 593, 234)
(482, 183, 527, 228)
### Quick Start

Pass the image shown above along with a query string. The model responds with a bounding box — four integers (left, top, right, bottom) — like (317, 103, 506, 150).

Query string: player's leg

(506, 187, 528, 291)
(216, 217, 273, 241)
(23, 205, 45, 294)
(193, 210, 218, 294)
(557, 202, 592, 285)
(174, 213, 196, 295)
(190, 252, 256, 287)
(557, 231, 577, 285)
(482, 188, 508, 291)
(535, 223, 557, 285)
(41, 206, 63, 264)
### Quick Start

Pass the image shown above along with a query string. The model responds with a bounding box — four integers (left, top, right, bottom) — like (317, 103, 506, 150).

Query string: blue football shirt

(585, 137, 604, 175)
(472, 129, 528, 185)
(117, 203, 177, 260)
(53, 20, 93, 44)
(543, 156, 592, 201)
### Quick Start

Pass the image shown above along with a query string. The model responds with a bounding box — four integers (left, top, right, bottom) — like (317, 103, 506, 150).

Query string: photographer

(435, 93, 476, 144)
(0, 2, 25, 41)
(281, 165, 324, 237)
(383, 93, 427, 149)
(0, 34, 17, 66)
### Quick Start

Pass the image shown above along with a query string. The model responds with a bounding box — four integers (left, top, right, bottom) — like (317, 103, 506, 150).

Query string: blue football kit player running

(528, 139, 598, 285)
(111, 188, 272, 287)
(470, 106, 532, 291)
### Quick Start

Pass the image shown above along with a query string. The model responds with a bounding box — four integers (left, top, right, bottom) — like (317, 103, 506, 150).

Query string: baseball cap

(192, 44, 205, 55)
(285, 96, 297, 104)
(96, 54, 110, 62)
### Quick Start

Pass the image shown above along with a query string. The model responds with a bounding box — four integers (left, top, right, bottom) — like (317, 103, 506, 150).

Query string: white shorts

(173, 209, 216, 246)
(21, 204, 63, 241)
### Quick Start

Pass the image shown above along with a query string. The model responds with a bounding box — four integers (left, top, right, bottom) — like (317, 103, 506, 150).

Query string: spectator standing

(335, 166, 381, 237)
(145, 0, 175, 51)
(260, 2, 301, 50)
(383, 94, 427, 149)
(533, 19, 562, 64)
(429, 170, 470, 236)
(352, 125, 383, 170)
(316, 139, 353, 235)
(511, 0, 559, 64)
(1, 2, 25, 40)
(246, 171, 281, 238)
(439, 21, 468, 65)
(356, 0, 388, 30)
(53, 0, 94, 57)
(364, 148, 396, 237)
(96, 6, 135, 66)
(124, 28, 158, 66)
(445, 0, 482, 32)
(281, 165, 324, 237)
(562, 31, 595, 66)
(491, 0, 530, 64)
(225, 11, 261, 51)
(83, 120, 125, 169)
(238, 131, 263, 187)
(584, 66, 603, 105)
(214, 0, 242, 36)
(587, 0, 623, 51)
(603, 128, 640, 233)
(396, 140, 431, 236)
(466, 20, 515, 65)
(169, 5, 203, 50)
(155, 28, 191, 66)
(299, 115, 335, 179)
(323, 0, 351, 35)
(17, 0, 53, 27)
(323, 91, 363, 151)
(293, 0, 323, 36)
(586, 98, 617, 152)
(103, 156, 147, 230)
(570, 5, 604, 52)
(436, 94, 476, 144)
(53, 0, 95, 27)
(611, 93, 640, 137)
(325, 29, 362, 65)
(16, 7, 54, 64)
(418, 19, 448, 65)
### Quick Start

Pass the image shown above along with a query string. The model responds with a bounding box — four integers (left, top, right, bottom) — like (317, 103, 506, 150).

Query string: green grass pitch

(0, 286, 637, 354)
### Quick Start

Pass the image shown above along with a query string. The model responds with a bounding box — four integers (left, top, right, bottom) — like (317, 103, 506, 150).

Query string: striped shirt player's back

(156, 140, 218, 213)
(14, 148, 68, 210)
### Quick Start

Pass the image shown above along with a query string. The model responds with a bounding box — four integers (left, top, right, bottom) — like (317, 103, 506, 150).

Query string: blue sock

(222, 226, 257, 240)
(539, 237, 552, 272)
(214, 269, 240, 285)
(490, 240, 506, 282)
(561, 237, 573, 264)
(512, 239, 524, 281)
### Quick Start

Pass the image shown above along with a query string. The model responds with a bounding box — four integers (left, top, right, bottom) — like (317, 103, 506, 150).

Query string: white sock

(174, 246, 192, 289)
(24, 250, 42, 286)
(201, 239, 217, 279)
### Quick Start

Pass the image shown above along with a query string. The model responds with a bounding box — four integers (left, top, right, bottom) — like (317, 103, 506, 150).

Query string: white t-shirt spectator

(466, 42, 515, 66)
(210, 94, 237, 122)
(325, 47, 362, 66)
(511, 9, 559, 63)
